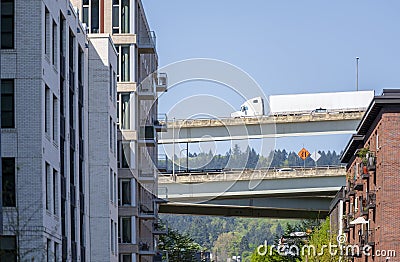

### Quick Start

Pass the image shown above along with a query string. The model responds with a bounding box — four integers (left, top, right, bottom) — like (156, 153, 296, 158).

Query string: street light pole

(0, 0, 3, 235)
(356, 57, 359, 91)
(172, 118, 175, 181)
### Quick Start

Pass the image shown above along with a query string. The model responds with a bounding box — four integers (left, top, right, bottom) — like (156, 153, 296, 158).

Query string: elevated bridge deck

(158, 110, 365, 144)
(158, 166, 346, 218)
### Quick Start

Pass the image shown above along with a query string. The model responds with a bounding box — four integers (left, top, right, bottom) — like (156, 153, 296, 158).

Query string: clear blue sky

(144, 1, 400, 153)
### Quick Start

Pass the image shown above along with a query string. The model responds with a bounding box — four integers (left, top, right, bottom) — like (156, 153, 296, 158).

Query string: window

(2, 158, 15, 207)
(83, 0, 89, 28)
(120, 217, 131, 243)
(109, 64, 113, 100)
(45, 7, 50, 55)
(112, 0, 130, 34)
(91, 0, 99, 33)
(110, 219, 115, 254)
(1, 79, 14, 128)
(53, 95, 58, 141)
(1, 0, 14, 49)
(52, 21, 57, 65)
(54, 243, 59, 262)
(120, 254, 132, 262)
(0, 236, 17, 261)
(110, 118, 113, 152)
(109, 169, 113, 203)
(45, 86, 50, 134)
(47, 239, 51, 262)
(45, 163, 51, 210)
(113, 122, 116, 155)
(53, 169, 59, 215)
(113, 172, 117, 204)
(120, 179, 131, 206)
(115, 45, 130, 82)
(121, 93, 130, 129)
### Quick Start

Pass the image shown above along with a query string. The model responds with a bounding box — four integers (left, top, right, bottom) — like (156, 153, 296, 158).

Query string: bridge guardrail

(158, 166, 346, 184)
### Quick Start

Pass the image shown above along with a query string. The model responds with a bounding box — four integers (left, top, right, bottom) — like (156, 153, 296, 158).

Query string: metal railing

(138, 30, 156, 49)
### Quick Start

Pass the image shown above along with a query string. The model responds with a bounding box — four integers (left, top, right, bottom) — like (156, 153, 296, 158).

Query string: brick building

(330, 89, 400, 261)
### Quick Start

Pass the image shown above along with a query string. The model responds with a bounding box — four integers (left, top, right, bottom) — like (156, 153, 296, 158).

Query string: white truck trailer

(231, 90, 375, 117)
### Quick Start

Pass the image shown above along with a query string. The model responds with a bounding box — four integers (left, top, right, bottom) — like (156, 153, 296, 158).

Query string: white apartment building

(1, 0, 166, 261)
(68, 1, 168, 261)
(1, 0, 91, 260)
(0, 0, 121, 261)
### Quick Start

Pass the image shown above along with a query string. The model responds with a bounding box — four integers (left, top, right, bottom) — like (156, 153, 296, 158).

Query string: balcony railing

(139, 238, 156, 255)
(367, 191, 376, 209)
(153, 219, 168, 235)
(156, 72, 167, 92)
(138, 30, 156, 53)
(137, 77, 156, 100)
(139, 203, 156, 219)
(139, 126, 156, 146)
(361, 229, 375, 246)
(154, 113, 167, 132)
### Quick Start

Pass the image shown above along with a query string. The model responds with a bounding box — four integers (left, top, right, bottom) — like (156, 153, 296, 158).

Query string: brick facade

(331, 90, 400, 261)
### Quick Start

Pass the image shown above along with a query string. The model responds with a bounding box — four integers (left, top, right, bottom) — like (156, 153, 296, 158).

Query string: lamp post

(356, 57, 360, 91)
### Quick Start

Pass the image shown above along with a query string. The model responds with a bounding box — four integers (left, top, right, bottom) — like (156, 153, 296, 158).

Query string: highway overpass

(158, 110, 365, 144)
(158, 166, 346, 218)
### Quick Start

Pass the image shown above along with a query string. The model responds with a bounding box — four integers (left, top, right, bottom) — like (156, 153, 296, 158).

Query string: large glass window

(119, 179, 131, 206)
(112, 0, 129, 34)
(0, 236, 17, 261)
(120, 217, 131, 243)
(1, 0, 14, 49)
(45, 86, 50, 134)
(1, 79, 14, 128)
(115, 45, 130, 82)
(2, 158, 15, 207)
(121, 93, 130, 129)
(91, 0, 99, 33)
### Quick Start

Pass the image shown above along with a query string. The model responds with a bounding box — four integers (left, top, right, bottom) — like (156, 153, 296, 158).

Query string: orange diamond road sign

(298, 148, 310, 160)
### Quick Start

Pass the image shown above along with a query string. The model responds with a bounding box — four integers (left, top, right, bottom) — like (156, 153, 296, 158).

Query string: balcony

(366, 191, 376, 209)
(360, 229, 375, 246)
(138, 169, 155, 183)
(139, 126, 156, 146)
(137, 78, 156, 100)
(139, 238, 156, 255)
(354, 181, 363, 191)
(153, 219, 168, 235)
(156, 72, 167, 92)
(367, 155, 376, 171)
(347, 180, 355, 196)
(347, 213, 355, 228)
(154, 113, 167, 132)
(138, 30, 156, 54)
(139, 203, 156, 219)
